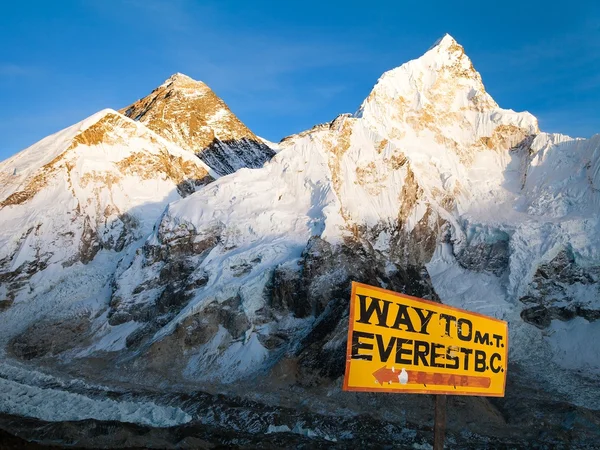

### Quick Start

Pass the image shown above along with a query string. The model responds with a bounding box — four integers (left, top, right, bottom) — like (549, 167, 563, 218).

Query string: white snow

(0, 109, 114, 198)
(0, 109, 214, 275)
(110, 34, 600, 394)
(266, 422, 337, 442)
(0, 33, 599, 417)
(0, 357, 191, 427)
(427, 242, 600, 407)
(0, 375, 191, 426)
(546, 318, 600, 373)
(78, 319, 142, 356)
(184, 327, 269, 383)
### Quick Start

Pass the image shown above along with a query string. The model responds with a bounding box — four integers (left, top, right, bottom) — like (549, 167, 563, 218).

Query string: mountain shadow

(197, 137, 276, 176)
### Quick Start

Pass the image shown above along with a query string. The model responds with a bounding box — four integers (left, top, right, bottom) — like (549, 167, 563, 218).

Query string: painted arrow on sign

(373, 366, 491, 389)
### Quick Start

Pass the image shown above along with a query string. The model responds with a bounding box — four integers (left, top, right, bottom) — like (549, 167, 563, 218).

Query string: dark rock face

(0, 227, 51, 312)
(182, 296, 251, 345)
(80, 212, 144, 266)
(1, 376, 599, 450)
(8, 315, 92, 360)
(198, 138, 276, 176)
(269, 262, 308, 317)
(456, 239, 510, 276)
(107, 224, 221, 327)
(78, 216, 101, 264)
(268, 236, 439, 382)
(145, 223, 222, 265)
(300, 236, 438, 315)
(520, 248, 600, 328)
(102, 226, 439, 384)
(454, 228, 510, 276)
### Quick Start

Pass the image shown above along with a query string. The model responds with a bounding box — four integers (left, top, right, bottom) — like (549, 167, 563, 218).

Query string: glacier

(0, 34, 599, 447)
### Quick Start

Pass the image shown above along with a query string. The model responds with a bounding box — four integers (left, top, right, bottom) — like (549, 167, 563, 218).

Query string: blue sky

(1, 0, 598, 161)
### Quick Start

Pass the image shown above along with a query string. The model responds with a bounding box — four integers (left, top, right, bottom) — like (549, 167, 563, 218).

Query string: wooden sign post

(343, 282, 508, 448)
(433, 394, 446, 450)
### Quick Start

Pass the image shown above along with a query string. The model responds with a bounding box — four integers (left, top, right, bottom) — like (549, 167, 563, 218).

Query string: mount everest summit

(0, 34, 599, 448)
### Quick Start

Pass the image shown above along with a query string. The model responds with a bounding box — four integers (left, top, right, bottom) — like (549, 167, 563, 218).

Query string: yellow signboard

(343, 282, 508, 396)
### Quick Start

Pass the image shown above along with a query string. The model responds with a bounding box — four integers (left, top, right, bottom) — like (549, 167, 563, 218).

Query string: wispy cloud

(121, 0, 196, 33)
(480, 21, 600, 91)
(0, 63, 36, 77)
(173, 37, 369, 91)
(473, 20, 600, 137)
(536, 106, 600, 138)
(93, 0, 379, 118)
(177, 33, 375, 119)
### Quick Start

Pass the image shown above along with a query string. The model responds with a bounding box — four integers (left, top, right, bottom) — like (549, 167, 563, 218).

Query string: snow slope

(0, 34, 599, 429)
(104, 36, 600, 393)
(0, 108, 214, 335)
(121, 73, 276, 176)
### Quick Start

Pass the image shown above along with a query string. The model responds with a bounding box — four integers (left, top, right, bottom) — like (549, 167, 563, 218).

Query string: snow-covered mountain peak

(428, 33, 459, 51)
(120, 74, 275, 175)
(121, 74, 259, 150)
(69, 109, 144, 148)
(356, 35, 538, 164)
(0, 109, 131, 204)
(0, 105, 214, 318)
(0, 108, 115, 182)
(159, 72, 211, 95)
(74, 108, 118, 130)
(163, 72, 194, 83)
(382, 33, 480, 90)
(358, 34, 493, 122)
(0, 107, 213, 210)
(1, 36, 600, 445)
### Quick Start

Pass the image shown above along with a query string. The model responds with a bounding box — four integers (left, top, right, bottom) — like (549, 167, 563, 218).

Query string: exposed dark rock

(256, 332, 290, 351)
(9, 315, 91, 360)
(208, 296, 251, 340)
(269, 263, 308, 317)
(269, 234, 438, 322)
(520, 305, 552, 329)
(108, 227, 220, 326)
(456, 239, 510, 275)
(178, 314, 220, 348)
(0, 299, 13, 311)
(181, 296, 251, 345)
(159, 259, 195, 284)
(230, 262, 253, 277)
(79, 215, 101, 264)
(296, 296, 349, 381)
(110, 213, 140, 252)
(176, 175, 213, 197)
(198, 137, 276, 176)
(0, 290, 15, 311)
(108, 312, 130, 327)
(0, 230, 53, 312)
(519, 248, 600, 328)
(266, 235, 440, 383)
(125, 323, 158, 349)
(156, 285, 192, 315)
(535, 249, 597, 285)
(184, 271, 210, 291)
(144, 223, 222, 265)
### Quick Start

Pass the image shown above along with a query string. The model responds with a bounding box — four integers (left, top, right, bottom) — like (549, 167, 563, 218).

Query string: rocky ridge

(0, 109, 213, 318)
(120, 73, 275, 176)
(0, 35, 599, 448)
